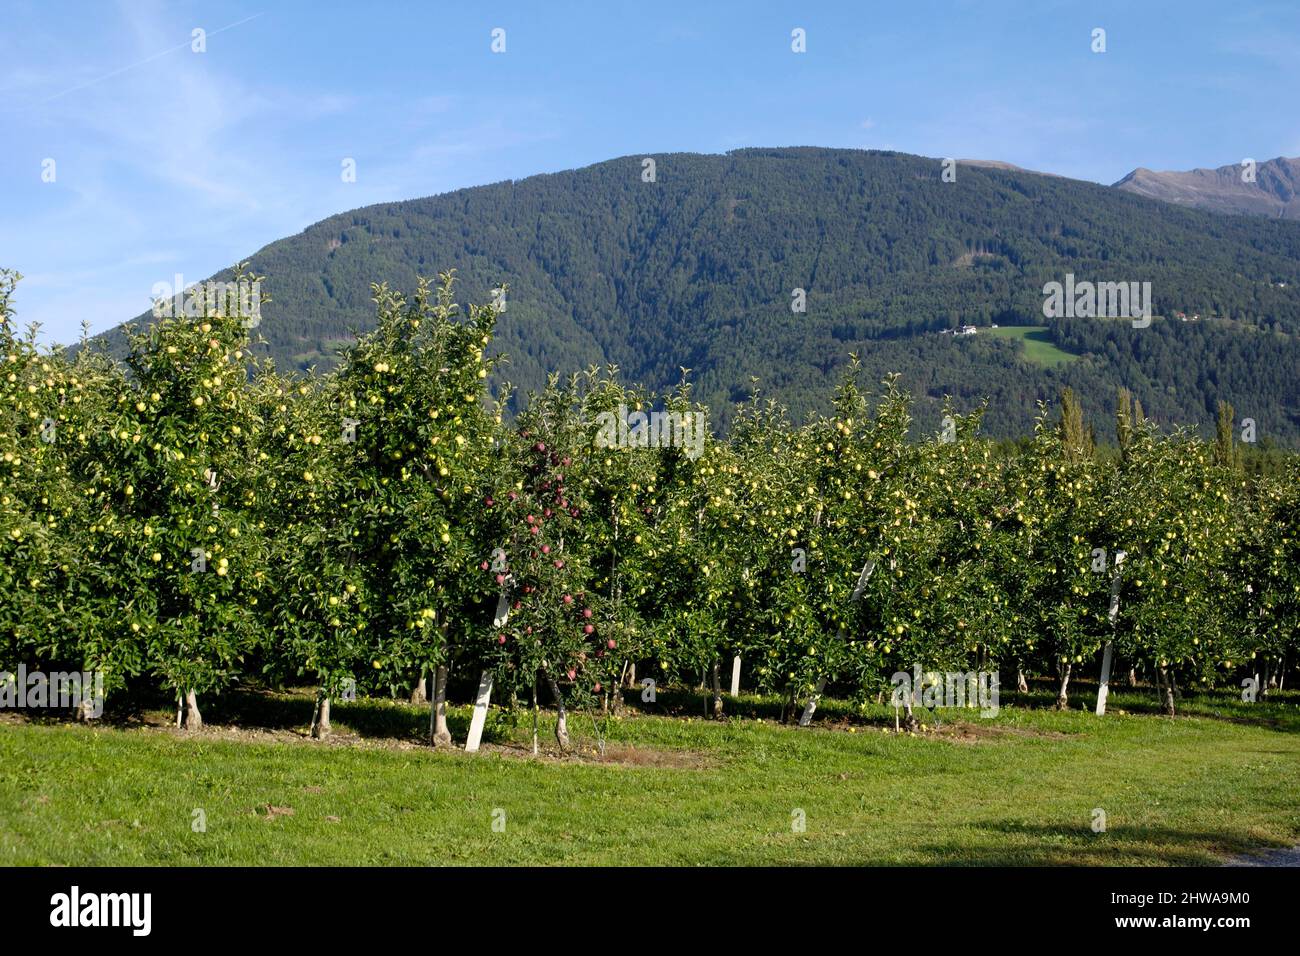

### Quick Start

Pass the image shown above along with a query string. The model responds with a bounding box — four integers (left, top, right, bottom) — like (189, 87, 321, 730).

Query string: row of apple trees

(1, 268, 1297, 743)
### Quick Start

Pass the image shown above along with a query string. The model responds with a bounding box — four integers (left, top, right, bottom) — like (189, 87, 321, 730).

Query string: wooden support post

(464, 671, 494, 753)
(730, 655, 741, 697)
(467, 588, 510, 753)
(1096, 643, 1114, 716)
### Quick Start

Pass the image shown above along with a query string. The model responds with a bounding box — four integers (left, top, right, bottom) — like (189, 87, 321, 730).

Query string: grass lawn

(1, 683, 1297, 866)
(984, 325, 1079, 367)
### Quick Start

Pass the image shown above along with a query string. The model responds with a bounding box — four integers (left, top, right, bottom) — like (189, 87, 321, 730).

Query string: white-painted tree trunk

(531, 681, 540, 755)
(710, 661, 723, 718)
(798, 676, 827, 727)
(730, 655, 741, 696)
(901, 687, 918, 731)
(1096, 554, 1124, 716)
(1055, 663, 1071, 710)
(464, 670, 494, 752)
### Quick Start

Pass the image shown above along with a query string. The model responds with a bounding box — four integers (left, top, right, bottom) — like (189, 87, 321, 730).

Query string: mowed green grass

(1, 684, 1297, 866)
(984, 325, 1079, 367)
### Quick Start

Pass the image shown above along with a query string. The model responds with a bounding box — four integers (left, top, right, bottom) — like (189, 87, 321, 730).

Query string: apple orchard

(1, 267, 1297, 745)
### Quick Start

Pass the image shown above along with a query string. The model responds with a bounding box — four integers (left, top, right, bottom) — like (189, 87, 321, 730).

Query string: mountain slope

(1114, 156, 1300, 220)
(104, 147, 1300, 443)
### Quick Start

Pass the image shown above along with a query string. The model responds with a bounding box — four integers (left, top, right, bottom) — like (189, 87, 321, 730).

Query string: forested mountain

(1114, 156, 1300, 220)
(103, 147, 1300, 443)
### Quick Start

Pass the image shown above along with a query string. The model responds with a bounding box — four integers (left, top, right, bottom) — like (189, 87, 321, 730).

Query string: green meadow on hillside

(983, 325, 1079, 367)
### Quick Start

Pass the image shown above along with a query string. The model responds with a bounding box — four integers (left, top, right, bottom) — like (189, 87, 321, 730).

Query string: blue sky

(3, 0, 1298, 345)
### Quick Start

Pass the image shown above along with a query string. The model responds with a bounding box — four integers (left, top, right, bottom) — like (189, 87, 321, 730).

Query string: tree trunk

(409, 673, 428, 705)
(1016, 668, 1029, 694)
(311, 692, 331, 739)
(1055, 662, 1071, 710)
(710, 660, 723, 718)
(548, 675, 570, 750)
(624, 662, 636, 688)
(901, 690, 919, 732)
(1128, 666, 1138, 686)
(429, 665, 452, 747)
(182, 689, 202, 731)
(1160, 667, 1176, 715)
(531, 680, 539, 755)
(799, 676, 827, 727)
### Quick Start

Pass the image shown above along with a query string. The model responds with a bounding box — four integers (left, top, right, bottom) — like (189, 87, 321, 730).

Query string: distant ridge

(1114, 156, 1300, 220)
